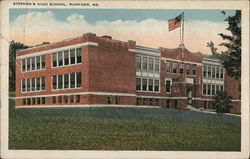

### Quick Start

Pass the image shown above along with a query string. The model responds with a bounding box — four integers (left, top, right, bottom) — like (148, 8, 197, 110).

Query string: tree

(9, 41, 29, 92)
(213, 91, 233, 114)
(207, 10, 241, 80)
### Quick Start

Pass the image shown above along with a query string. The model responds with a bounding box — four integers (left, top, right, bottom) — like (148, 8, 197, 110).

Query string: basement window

(108, 96, 112, 104)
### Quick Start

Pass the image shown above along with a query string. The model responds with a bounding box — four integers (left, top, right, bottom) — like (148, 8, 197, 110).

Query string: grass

(9, 99, 241, 151)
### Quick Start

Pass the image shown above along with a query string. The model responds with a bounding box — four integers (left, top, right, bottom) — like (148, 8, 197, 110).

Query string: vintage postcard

(0, 0, 249, 159)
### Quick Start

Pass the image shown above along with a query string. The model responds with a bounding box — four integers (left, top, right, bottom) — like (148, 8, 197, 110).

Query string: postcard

(0, 0, 249, 159)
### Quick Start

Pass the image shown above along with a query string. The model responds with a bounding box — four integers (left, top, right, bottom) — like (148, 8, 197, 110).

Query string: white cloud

(10, 11, 230, 54)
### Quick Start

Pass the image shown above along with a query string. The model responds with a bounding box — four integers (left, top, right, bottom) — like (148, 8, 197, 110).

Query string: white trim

(232, 99, 241, 102)
(136, 95, 187, 99)
(17, 42, 98, 59)
(15, 92, 137, 99)
(161, 57, 203, 66)
(129, 49, 160, 57)
(15, 104, 161, 109)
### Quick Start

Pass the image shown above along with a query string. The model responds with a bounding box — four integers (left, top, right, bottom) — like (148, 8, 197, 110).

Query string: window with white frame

(220, 68, 224, 79)
(21, 76, 45, 93)
(186, 64, 190, 75)
(192, 64, 197, 75)
(136, 78, 141, 90)
(136, 56, 141, 70)
(166, 61, 171, 73)
(180, 64, 184, 74)
(203, 65, 207, 77)
(165, 79, 172, 93)
(142, 78, 147, 91)
(148, 79, 153, 91)
(154, 59, 160, 71)
(22, 55, 45, 72)
(203, 83, 224, 96)
(52, 48, 82, 68)
(173, 63, 178, 73)
(52, 72, 82, 90)
(136, 78, 160, 92)
(142, 57, 147, 70)
(149, 58, 154, 71)
(154, 79, 159, 92)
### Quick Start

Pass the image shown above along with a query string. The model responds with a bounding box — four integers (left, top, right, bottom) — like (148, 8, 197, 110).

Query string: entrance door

(187, 89, 193, 105)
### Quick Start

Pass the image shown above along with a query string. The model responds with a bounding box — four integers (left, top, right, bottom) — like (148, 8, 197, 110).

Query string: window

(36, 56, 41, 70)
(136, 56, 141, 70)
(52, 75, 57, 89)
(42, 97, 45, 104)
(76, 72, 82, 88)
(70, 49, 75, 64)
(52, 53, 57, 67)
(76, 95, 80, 103)
(64, 50, 69, 65)
(166, 80, 171, 93)
(70, 73, 75, 88)
(58, 96, 62, 104)
(180, 64, 184, 74)
(36, 77, 41, 91)
(22, 98, 26, 105)
(149, 58, 153, 71)
(52, 96, 56, 104)
(27, 78, 30, 91)
(22, 79, 26, 92)
(31, 78, 35, 91)
(58, 52, 63, 66)
(212, 85, 215, 95)
(208, 66, 211, 77)
(154, 79, 159, 92)
(27, 98, 31, 105)
(136, 98, 141, 105)
(41, 77, 45, 90)
(216, 85, 219, 94)
(155, 59, 160, 71)
(220, 68, 224, 79)
(70, 95, 74, 103)
(207, 84, 211, 95)
(22, 59, 26, 72)
(58, 75, 63, 89)
(173, 63, 177, 73)
(108, 96, 112, 104)
(76, 48, 81, 63)
(64, 96, 68, 103)
(166, 61, 171, 73)
(27, 58, 31, 71)
(37, 97, 40, 105)
(64, 74, 69, 89)
(31, 57, 35, 70)
(203, 66, 207, 77)
(212, 67, 215, 78)
(220, 85, 224, 91)
(186, 64, 190, 75)
(192, 64, 197, 75)
(216, 67, 220, 78)
(142, 57, 147, 70)
(203, 84, 207, 95)
(115, 96, 120, 104)
(148, 79, 153, 91)
(136, 78, 141, 91)
(41, 56, 45, 69)
(32, 98, 36, 105)
(142, 79, 147, 91)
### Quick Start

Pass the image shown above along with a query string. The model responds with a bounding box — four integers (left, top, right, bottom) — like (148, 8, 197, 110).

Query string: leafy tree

(9, 41, 29, 92)
(213, 91, 233, 114)
(207, 10, 241, 80)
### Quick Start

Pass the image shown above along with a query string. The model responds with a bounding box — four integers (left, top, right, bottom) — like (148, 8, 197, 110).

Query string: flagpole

(181, 12, 184, 61)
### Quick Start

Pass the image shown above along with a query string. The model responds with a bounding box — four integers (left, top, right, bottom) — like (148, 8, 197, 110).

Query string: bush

(213, 91, 233, 114)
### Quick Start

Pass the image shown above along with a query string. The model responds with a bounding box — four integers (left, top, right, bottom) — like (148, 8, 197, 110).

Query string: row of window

(166, 61, 197, 75)
(22, 77, 45, 92)
(22, 55, 45, 72)
(203, 65, 224, 79)
(136, 55, 160, 72)
(136, 98, 159, 106)
(22, 97, 46, 105)
(136, 78, 160, 92)
(52, 72, 82, 90)
(203, 84, 224, 96)
(52, 48, 81, 68)
(52, 95, 81, 104)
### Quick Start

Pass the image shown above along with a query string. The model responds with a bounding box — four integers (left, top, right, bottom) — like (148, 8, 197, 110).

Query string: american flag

(168, 14, 182, 31)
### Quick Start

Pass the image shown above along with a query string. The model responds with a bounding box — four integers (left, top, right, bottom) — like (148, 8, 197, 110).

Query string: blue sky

(9, 9, 236, 54)
(10, 9, 235, 24)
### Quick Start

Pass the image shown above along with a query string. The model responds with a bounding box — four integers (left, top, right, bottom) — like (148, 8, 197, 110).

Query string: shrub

(213, 91, 233, 114)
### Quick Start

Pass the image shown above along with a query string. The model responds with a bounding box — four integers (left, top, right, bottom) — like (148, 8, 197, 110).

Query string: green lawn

(9, 99, 241, 151)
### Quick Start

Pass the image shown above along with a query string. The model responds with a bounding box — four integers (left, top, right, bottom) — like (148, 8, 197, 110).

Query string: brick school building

(15, 33, 241, 114)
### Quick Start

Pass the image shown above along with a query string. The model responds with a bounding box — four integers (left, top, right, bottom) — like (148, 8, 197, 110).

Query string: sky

(9, 9, 236, 55)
